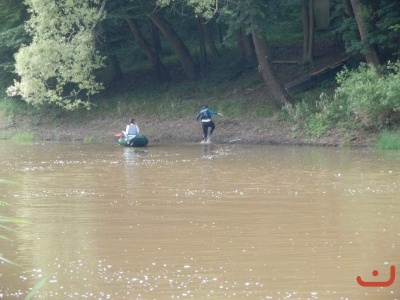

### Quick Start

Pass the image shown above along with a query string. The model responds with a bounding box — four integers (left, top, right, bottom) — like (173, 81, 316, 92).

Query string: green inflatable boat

(118, 134, 149, 147)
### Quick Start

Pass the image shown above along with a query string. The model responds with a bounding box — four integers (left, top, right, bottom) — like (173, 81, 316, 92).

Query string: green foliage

(307, 113, 331, 137)
(376, 130, 400, 150)
(7, 0, 106, 110)
(336, 62, 400, 128)
(281, 89, 351, 136)
(10, 131, 36, 142)
(83, 136, 95, 143)
(368, 0, 400, 58)
(265, 20, 302, 44)
(0, 1, 30, 97)
(158, 0, 216, 19)
(176, 0, 301, 43)
(0, 97, 38, 121)
(0, 26, 29, 58)
(331, 2, 359, 53)
(331, 0, 400, 59)
(0, 0, 28, 29)
(282, 60, 400, 136)
(24, 276, 51, 300)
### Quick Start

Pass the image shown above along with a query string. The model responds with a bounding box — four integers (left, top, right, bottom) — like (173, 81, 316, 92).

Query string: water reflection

(1, 142, 400, 299)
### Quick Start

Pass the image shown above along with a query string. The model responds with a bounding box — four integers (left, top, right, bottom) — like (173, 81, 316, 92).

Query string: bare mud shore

(0, 111, 377, 147)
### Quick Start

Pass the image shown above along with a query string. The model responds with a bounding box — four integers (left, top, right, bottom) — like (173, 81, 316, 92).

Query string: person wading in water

(195, 106, 223, 143)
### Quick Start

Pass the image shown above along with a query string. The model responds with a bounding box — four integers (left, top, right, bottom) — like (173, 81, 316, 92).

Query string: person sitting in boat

(123, 117, 140, 137)
(195, 105, 223, 142)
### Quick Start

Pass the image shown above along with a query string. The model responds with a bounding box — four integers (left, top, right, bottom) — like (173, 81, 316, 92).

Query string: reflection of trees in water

(121, 147, 148, 202)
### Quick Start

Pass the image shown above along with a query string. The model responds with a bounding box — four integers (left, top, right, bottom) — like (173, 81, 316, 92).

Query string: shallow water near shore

(1, 141, 400, 299)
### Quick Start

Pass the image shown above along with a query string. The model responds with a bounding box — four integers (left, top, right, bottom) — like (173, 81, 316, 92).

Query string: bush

(376, 130, 400, 150)
(336, 62, 400, 128)
(10, 131, 36, 142)
(281, 91, 351, 136)
(284, 61, 400, 136)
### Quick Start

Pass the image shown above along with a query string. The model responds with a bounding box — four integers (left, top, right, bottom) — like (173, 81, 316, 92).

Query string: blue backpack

(201, 109, 210, 119)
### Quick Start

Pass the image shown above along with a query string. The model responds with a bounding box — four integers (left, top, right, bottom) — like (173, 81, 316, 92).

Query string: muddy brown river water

(1, 142, 400, 299)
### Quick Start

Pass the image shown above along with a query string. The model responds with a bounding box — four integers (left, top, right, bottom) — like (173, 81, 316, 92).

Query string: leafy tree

(350, 0, 380, 69)
(301, 0, 315, 63)
(332, 0, 400, 68)
(110, 0, 171, 83)
(0, 0, 29, 94)
(0, 0, 28, 55)
(150, 9, 199, 81)
(6, 0, 107, 110)
(108, 0, 199, 82)
(159, 0, 292, 106)
(367, 0, 400, 60)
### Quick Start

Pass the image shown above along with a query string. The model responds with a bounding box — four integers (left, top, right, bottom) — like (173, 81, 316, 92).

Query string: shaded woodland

(0, 0, 400, 110)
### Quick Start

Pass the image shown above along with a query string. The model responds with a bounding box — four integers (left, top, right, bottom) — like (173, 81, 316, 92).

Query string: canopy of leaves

(332, 0, 400, 59)
(6, 0, 106, 110)
(0, 1, 29, 94)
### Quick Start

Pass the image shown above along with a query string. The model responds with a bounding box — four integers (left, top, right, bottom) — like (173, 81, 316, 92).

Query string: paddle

(114, 132, 123, 137)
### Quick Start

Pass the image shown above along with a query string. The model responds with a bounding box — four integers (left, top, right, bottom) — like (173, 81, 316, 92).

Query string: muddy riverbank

(0, 110, 377, 147)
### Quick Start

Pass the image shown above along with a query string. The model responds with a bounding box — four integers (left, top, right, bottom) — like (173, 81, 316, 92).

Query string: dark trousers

(202, 121, 215, 139)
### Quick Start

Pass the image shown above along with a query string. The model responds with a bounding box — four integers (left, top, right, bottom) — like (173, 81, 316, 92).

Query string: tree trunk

(343, 0, 353, 17)
(216, 23, 224, 47)
(236, 29, 255, 62)
(150, 12, 199, 81)
(107, 54, 123, 82)
(307, 0, 315, 63)
(398, 36, 400, 60)
(202, 19, 219, 58)
(350, 0, 381, 69)
(197, 17, 207, 68)
(242, 31, 255, 62)
(150, 19, 163, 55)
(236, 30, 245, 56)
(302, 3, 310, 63)
(126, 18, 170, 83)
(252, 28, 292, 107)
(302, 1, 314, 64)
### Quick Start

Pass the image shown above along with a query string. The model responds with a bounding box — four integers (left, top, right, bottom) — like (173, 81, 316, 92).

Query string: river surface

(1, 142, 400, 299)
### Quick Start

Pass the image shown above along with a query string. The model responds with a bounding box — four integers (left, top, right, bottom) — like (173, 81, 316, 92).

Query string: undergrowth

(10, 131, 36, 142)
(377, 130, 400, 150)
(0, 48, 277, 123)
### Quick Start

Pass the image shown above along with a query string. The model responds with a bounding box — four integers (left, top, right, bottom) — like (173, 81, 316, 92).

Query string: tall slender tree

(0, 0, 29, 91)
(150, 10, 199, 81)
(350, 0, 380, 69)
(158, 0, 292, 106)
(301, 0, 315, 63)
(252, 27, 292, 106)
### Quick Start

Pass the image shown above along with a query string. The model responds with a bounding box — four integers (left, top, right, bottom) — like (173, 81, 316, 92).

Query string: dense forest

(1, 0, 400, 143)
